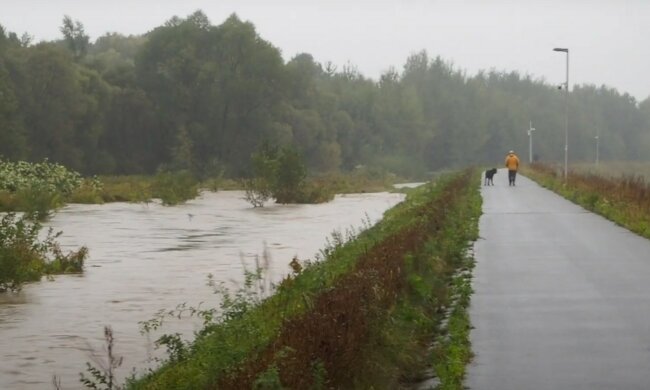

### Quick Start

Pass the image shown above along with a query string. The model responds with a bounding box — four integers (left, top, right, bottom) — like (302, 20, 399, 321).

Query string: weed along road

(467, 169, 650, 390)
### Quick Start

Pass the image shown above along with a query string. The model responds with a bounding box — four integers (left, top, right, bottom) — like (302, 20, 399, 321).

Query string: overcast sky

(2, 0, 648, 101)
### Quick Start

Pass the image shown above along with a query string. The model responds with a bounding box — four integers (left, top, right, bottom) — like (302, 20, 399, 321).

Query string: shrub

(0, 159, 94, 218)
(0, 158, 83, 195)
(152, 171, 199, 206)
(0, 213, 88, 292)
(247, 144, 333, 206)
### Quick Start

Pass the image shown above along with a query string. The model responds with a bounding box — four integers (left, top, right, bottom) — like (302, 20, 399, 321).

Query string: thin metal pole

(595, 135, 599, 167)
(528, 121, 535, 164)
(563, 51, 569, 182)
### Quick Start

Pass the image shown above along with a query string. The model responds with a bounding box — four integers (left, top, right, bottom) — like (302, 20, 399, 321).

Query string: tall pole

(528, 121, 536, 163)
(564, 51, 569, 181)
(595, 134, 599, 167)
(554, 48, 569, 182)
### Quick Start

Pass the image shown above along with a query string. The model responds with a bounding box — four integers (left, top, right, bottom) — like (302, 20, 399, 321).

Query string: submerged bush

(246, 144, 337, 206)
(152, 170, 199, 206)
(0, 213, 88, 292)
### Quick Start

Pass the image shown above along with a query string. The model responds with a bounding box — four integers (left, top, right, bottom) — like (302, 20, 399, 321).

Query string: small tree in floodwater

(273, 147, 307, 203)
(244, 144, 307, 206)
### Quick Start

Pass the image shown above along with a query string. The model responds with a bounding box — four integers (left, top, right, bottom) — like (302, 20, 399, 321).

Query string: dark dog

(484, 168, 497, 186)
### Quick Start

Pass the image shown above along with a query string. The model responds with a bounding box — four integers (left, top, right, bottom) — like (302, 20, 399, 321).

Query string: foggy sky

(2, 0, 648, 101)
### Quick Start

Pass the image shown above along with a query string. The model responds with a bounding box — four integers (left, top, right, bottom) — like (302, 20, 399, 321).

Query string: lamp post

(553, 47, 569, 181)
(527, 121, 536, 163)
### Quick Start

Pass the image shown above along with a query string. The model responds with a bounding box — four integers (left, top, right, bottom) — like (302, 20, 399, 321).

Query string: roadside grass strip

(525, 164, 650, 239)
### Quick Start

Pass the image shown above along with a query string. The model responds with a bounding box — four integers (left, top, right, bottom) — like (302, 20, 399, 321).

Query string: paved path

(466, 169, 650, 390)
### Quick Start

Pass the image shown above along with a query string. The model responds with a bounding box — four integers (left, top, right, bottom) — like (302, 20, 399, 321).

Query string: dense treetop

(0, 11, 648, 178)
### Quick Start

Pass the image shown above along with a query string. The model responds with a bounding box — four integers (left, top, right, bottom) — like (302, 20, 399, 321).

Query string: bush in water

(152, 170, 199, 206)
(246, 144, 335, 206)
(0, 213, 88, 292)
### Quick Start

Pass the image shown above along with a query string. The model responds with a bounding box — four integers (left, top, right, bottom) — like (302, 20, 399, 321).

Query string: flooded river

(0, 190, 404, 389)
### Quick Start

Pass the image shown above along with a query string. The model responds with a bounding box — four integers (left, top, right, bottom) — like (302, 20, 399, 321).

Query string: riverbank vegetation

(525, 163, 650, 238)
(0, 158, 400, 218)
(0, 159, 97, 219)
(121, 169, 480, 389)
(95, 171, 200, 206)
(0, 213, 87, 292)
(0, 160, 201, 216)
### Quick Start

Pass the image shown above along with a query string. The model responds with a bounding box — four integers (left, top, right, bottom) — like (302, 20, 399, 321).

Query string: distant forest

(1, 10, 649, 178)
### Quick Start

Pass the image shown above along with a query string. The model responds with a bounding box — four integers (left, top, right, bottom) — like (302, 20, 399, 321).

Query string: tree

(170, 125, 194, 171)
(273, 147, 307, 203)
(0, 60, 27, 159)
(60, 16, 89, 60)
(13, 44, 83, 168)
(245, 144, 307, 206)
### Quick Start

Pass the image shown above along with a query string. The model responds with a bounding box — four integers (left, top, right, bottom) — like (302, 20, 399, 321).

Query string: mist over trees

(0, 10, 649, 178)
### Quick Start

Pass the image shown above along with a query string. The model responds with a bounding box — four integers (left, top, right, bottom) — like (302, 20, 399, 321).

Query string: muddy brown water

(0, 190, 406, 389)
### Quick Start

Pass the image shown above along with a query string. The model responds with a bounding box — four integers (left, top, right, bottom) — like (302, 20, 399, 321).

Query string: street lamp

(527, 121, 536, 163)
(553, 47, 569, 182)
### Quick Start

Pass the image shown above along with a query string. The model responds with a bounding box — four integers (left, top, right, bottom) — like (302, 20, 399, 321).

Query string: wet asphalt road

(466, 169, 650, 390)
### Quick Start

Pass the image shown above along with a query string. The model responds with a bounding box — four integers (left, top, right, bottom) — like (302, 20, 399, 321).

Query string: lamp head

(553, 48, 569, 52)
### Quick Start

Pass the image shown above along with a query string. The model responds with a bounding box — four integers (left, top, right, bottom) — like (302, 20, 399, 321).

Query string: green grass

(433, 266, 474, 389)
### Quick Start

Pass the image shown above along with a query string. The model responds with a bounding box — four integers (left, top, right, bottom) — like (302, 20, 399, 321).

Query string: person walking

(505, 150, 520, 186)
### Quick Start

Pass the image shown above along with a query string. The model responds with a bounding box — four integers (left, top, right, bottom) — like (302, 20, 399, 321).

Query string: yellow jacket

(505, 153, 520, 170)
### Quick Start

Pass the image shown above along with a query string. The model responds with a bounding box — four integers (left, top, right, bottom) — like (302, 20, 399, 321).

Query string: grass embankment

(128, 169, 481, 389)
(524, 163, 650, 238)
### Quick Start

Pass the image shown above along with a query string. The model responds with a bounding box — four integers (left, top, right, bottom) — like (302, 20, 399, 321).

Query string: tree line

(0, 10, 649, 178)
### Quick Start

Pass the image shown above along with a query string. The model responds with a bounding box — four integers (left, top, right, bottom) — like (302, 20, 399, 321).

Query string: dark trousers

(508, 170, 517, 186)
